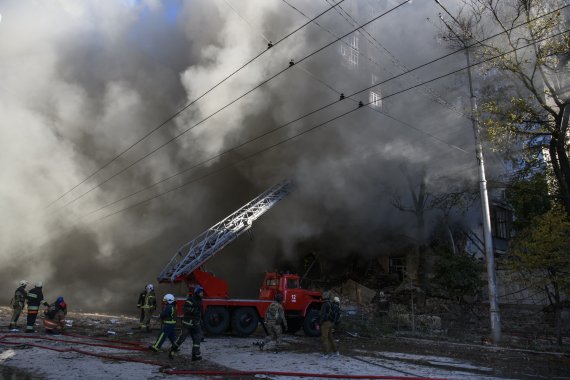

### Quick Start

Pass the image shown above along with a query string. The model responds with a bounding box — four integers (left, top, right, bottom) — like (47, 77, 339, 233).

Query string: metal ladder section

(157, 181, 292, 283)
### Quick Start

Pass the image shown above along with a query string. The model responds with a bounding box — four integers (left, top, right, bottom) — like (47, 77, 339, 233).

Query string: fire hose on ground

(0, 333, 448, 379)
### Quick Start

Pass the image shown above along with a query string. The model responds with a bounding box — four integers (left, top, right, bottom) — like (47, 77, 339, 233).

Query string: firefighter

(169, 285, 204, 361)
(25, 281, 45, 333)
(319, 292, 341, 357)
(149, 294, 177, 352)
(44, 296, 67, 335)
(140, 283, 157, 331)
(9, 280, 28, 330)
(137, 285, 147, 324)
(260, 293, 288, 351)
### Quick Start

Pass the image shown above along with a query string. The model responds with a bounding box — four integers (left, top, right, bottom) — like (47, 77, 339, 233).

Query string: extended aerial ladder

(157, 181, 292, 284)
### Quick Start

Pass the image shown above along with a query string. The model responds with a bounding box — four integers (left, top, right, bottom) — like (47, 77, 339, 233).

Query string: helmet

(333, 296, 340, 303)
(35, 281, 43, 288)
(56, 296, 64, 304)
(163, 294, 175, 304)
(19, 280, 28, 287)
(146, 284, 154, 292)
(194, 286, 204, 295)
(275, 293, 283, 303)
(322, 291, 330, 300)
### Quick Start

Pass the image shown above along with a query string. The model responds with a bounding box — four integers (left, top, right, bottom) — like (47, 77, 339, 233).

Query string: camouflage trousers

(263, 322, 283, 349)
(9, 305, 23, 328)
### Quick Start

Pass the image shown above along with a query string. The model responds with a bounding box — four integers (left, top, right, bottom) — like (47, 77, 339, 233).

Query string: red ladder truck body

(157, 181, 322, 336)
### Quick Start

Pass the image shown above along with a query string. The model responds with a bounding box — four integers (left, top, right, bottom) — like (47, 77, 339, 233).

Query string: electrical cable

(295, 64, 468, 153)
(84, 28, 568, 222)
(45, 0, 347, 209)
(322, 0, 471, 120)
(74, 3, 567, 220)
(223, 0, 271, 43)
(53, 0, 411, 212)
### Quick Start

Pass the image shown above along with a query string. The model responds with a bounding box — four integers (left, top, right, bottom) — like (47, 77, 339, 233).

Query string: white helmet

(163, 294, 175, 304)
(146, 284, 154, 292)
(333, 296, 340, 303)
(19, 280, 28, 287)
(35, 281, 43, 288)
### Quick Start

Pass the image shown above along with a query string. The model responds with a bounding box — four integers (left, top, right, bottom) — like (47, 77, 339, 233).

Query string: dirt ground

(1, 306, 569, 379)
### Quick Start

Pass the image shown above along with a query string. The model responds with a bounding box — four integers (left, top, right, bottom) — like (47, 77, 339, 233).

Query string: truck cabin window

(266, 279, 279, 287)
(287, 279, 298, 289)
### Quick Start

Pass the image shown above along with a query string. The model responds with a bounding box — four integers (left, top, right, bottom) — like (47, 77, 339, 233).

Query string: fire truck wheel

(302, 309, 321, 337)
(231, 307, 259, 336)
(203, 306, 230, 335)
(286, 317, 302, 334)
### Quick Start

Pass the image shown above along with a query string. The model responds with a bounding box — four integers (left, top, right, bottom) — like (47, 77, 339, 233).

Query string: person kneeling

(44, 297, 67, 335)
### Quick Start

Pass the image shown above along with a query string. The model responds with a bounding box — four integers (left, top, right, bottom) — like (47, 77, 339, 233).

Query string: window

(349, 34, 358, 50)
(349, 49, 358, 65)
(369, 91, 381, 107)
(286, 278, 298, 289)
(491, 206, 513, 240)
(371, 74, 379, 85)
(266, 279, 278, 287)
(340, 43, 347, 56)
(389, 257, 405, 281)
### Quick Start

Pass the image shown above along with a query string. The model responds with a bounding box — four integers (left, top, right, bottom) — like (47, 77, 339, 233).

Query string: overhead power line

(51, 0, 412, 212)
(45, 0, 347, 209)
(322, 0, 471, 120)
(85, 28, 568, 222)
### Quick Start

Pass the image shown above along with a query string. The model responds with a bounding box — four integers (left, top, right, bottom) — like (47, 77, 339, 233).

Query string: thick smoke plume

(0, 1, 498, 313)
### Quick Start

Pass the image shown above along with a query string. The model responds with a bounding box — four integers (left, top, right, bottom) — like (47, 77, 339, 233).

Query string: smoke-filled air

(0, 0, 501, 313)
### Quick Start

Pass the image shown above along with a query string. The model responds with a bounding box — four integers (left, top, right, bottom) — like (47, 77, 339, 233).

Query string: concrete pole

(436, 2, 502, 343)
(464, 47, 502, 345)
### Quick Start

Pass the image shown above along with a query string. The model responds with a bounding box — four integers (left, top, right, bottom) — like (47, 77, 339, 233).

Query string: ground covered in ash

(0, 306, 569, 379)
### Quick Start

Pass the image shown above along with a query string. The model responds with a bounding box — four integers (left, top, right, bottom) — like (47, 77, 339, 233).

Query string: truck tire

(203, 306, 230, 335)
(231, 307, 259, 336)
(286, 317, 302, 334)
(302, 309, 320, 337)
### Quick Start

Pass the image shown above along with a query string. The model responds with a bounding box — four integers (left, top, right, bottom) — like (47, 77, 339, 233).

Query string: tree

(505, 172, 551, 231)
(432, 247, 485, 319)
(444, 0, 570, 216)
(509, 206, 570, 345)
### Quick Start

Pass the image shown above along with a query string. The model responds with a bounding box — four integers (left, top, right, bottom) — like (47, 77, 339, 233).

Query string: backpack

(331, 303, 341, 324)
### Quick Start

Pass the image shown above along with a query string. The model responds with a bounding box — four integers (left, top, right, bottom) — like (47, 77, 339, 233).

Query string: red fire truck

(157, 182, 323, 337)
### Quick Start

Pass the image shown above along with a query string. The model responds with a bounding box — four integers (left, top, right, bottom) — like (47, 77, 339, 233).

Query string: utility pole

(435, 0, 501, 344)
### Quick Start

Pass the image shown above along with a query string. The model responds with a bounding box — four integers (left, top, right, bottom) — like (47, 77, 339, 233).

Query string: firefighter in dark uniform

(140, 284, 157, 331)
(149, 294, 177, 352)
(137, 286, 147, 324)
(9, 280, 28, 330)
(169, 285, 204, 361)
(25, 282, 45, 332)
(319, 292, 341, 357)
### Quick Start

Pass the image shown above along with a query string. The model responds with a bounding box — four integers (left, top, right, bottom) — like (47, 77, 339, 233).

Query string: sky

(0, 0, 499, 313)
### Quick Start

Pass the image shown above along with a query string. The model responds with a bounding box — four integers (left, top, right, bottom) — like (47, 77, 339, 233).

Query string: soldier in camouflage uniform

(261, 293, 288, 351)
(9, 280, 28, 330)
